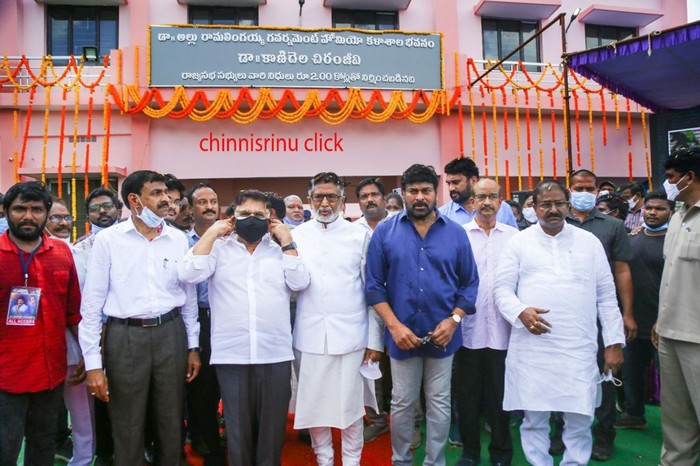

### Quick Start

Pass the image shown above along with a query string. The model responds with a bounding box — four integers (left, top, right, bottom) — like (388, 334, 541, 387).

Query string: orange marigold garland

(40, 87, 50, 185)
(539, 148, 544, 182)
(101, 99, 111, 187)
(527, 152, 533, 190)
(586, 91, 594, 170)
(57, 89, 68, 195)
(20, 86, 37, 170)
(505, 159, 511, 198)
(573, 90, 580, 166)
(552, 147, 558, 180)
(600, 91, 608, 146)
(517, 155, 522, 191)
(613, 93, 620, 129)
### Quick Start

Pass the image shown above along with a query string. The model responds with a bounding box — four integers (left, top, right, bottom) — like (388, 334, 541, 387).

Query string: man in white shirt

(292, 172, 382, 466)
(455, 179, 518, 466)
(494, 180, 625, 466)
(79, 170, 200, 466)
(183, 182, 225, 465)
(179, 189, 309, 466)
(353, 177, 390, 443)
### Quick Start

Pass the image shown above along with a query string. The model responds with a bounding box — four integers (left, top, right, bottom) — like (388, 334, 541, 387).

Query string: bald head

(473, 178, 501, 221)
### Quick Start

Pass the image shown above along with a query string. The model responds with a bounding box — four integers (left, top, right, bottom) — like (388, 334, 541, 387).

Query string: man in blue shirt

(438, 157, 518, 228)
(366, 164, 479, 466)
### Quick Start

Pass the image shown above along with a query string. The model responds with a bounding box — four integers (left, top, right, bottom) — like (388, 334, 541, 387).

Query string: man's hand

(388, 322, 421, 350)
(651, 322, 659, 349)
(623, 314, 638, 342)
(186, 351, 201, 383)
(269, 219, 293, 247)
(210, 218, 234, 238)
(518, 307, 552, 335)
(603, 344, 624, 374)
(363, 349, 382, 363)
(87, 369, 109, 402)
(67, 358, 87, 386)
(430, 318, 459, 347)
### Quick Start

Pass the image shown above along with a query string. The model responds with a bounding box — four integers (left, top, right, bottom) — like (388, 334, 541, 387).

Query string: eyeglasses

(419, 335, 446, 352)
(234, 211, 269, 221)
(48, 214, 73, 223)
(88, 202, 115, 213)
(536, 201, 569, 210)
(311, 193, 342, 203)
(473, 193, 500, 201)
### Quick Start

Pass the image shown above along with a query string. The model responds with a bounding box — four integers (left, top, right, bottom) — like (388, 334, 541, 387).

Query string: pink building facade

(0, 0, 688, 223)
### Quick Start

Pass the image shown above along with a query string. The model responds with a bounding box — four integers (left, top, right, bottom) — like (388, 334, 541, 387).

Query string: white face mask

(522, 207, 537, 223)
(386, 210, 401, 218)
(597, 370, 622, 387)
(627, 197, 637, 210)
(136, 197, 164, 229)
(663, 173, 689, 202)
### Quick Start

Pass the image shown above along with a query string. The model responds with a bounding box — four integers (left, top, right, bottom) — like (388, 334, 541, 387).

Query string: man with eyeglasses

(66, 187, 123, 466)
(454, 179, 518, 466)
(183, 182, 226, 465)
(45, 197, 74, 245)
(656, 146, 700, 466)
(180, 189, 309, 466)
(366, 164, 479, 466)
(164, 173, 186, 228)
(562, 169, 636, 462)
(494, 179, 624, 466)
(291, 172, 382, 466)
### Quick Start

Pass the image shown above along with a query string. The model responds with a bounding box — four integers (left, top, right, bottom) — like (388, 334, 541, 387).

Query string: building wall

(0, 0, 688, 204)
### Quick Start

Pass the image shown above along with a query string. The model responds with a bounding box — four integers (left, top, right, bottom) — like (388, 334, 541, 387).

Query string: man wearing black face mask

(179, 189, 310, 466)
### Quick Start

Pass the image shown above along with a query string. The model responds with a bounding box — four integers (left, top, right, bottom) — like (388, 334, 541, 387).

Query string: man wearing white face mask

(291, 172, 382, 466)
(79, 170, 200, 466)
(656, 147, 700, 466)
(619, 182, 645, 230)
(562, 169, 636, 462)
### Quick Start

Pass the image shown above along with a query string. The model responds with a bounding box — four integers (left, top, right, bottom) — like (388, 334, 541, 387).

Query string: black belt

(108, 308, 180, 328)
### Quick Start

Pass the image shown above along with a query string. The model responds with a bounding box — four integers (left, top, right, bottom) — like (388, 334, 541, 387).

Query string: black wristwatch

(281, 242, 297, 252)
(188, 347, 201, 353)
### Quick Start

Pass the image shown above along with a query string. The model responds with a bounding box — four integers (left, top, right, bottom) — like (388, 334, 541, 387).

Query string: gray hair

(284, 195, 303, 207)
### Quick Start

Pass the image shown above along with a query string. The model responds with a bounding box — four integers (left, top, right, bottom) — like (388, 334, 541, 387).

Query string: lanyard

(18, 245, 40, 287)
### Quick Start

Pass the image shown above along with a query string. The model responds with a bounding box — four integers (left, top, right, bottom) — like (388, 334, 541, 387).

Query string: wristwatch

(450, 313, 462, 324)
(281, 242, 297, 252)
(188, 347, 201, 353)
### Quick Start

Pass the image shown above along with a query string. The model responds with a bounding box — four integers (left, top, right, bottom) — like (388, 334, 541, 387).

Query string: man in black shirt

(614, 191, 673, 430)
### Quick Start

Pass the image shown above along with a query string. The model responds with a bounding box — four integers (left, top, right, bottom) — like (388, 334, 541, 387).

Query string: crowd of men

(0, 146, 698, 466)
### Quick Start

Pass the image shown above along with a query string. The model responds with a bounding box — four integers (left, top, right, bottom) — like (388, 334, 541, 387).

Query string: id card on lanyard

(6, 246, 42, 326)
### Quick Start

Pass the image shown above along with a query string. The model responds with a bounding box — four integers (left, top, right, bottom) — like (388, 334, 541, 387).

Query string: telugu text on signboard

(149, 25, 443, 90)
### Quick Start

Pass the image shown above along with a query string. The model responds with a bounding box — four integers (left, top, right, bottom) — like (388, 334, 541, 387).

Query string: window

(332, 9, 398, 31)
(188, 6, 258, 26)
(48, 6, 118, 64)
(585, 25, 636, 49)
(482, 18, 540, 70)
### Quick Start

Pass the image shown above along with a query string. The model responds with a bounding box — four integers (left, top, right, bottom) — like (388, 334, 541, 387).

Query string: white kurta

(493, 222, 625, 416)
(291, 218, 378, 429)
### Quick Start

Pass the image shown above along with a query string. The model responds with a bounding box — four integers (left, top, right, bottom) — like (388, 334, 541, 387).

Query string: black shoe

(590, 442, 613, 461)
(455, 458, 479, 466)
(204, 450, 226, 466)
(298, 428, 311, 445)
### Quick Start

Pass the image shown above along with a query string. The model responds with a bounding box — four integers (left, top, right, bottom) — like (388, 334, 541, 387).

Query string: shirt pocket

(49, 270, 69, 295)
(259, 258, 285, 286)
(162, 259, 180, 289)
(679, 232, 700, 262)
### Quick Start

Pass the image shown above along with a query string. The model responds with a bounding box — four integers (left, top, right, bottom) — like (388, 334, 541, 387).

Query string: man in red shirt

(0, 181, 81, 465)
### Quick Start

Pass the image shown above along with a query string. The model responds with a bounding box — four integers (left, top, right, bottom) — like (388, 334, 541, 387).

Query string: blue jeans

(0, 385, 64, 465)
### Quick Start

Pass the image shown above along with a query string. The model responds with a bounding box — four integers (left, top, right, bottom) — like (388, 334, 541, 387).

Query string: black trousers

(594, 331, 617, 445)
(622, 338, 657, 417)
(454, 347, 513, 464)
(186, 309, 222, 456)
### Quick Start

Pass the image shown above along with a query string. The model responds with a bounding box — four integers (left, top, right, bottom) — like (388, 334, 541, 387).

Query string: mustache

(202, 209, 217, 216)
(158, 201, 170, 209)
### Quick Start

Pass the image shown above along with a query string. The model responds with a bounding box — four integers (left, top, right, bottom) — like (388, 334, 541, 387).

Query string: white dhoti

(293, 349, 367, 429)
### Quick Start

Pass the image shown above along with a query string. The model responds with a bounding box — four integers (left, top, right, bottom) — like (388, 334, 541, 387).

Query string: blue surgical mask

(0, 217, 8, 235)
(643, 222, 669, 232)
(136, 197, 164, 229)
(570, 191, 597, 212)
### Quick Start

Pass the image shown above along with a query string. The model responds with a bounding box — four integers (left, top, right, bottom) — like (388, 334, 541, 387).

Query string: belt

(198, 307, 211, 319)
(107, 308, 180, 328)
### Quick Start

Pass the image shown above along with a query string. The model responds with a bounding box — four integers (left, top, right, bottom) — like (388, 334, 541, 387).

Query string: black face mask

(236, 217, 268, 243)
